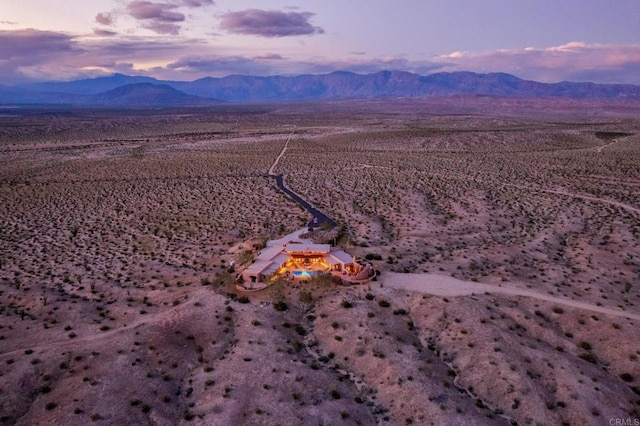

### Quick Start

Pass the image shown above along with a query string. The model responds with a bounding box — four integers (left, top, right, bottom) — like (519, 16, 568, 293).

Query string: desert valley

(1, 97, 640, 425)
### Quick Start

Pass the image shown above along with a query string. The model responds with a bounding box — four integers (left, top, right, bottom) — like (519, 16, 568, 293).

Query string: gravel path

(382, 272, 640, 321)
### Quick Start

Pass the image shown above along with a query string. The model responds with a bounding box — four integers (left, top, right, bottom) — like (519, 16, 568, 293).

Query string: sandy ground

(1, 100, 640, 425)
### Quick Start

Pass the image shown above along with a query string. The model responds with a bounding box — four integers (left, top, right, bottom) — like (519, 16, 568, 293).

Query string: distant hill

(31, 74, 162, 95)
(87, 83, 221, 106)
(0, 82, 221, 106)
(2, 71, 640, 105)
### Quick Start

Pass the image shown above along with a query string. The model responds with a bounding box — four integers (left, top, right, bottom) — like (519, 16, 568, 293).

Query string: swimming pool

(292, 270, 315, 278)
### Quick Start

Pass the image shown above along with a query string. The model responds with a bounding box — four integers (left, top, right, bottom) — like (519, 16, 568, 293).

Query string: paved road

(267, 129, 337, 229)
(273, 174, 337, 228)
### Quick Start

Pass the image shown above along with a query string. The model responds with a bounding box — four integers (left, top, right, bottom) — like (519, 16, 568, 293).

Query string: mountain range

(2, 71, 640, 106)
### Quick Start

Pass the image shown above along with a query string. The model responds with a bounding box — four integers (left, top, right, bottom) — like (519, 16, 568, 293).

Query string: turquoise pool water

(292, 270, 314, 278)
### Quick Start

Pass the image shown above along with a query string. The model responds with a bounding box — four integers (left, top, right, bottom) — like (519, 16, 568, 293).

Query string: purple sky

(0, 0, 639, 84)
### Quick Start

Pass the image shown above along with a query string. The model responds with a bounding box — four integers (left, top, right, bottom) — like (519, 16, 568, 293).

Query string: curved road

(273, 174, 337, 228)
(268, 128, 337, 229)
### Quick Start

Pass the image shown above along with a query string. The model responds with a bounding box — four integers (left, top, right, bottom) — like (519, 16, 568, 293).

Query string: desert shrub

(365, 253, 382, 260)
(273, 300, 288, 311)
(237, 296, 250, 304)
(378, 299, 390, 308)
(341, 300, 353, 308)
(578, 353, 598, 364)
(534, 310, 547, 320)
(620, 373, 634, 383)
(579, 341, 592, 351)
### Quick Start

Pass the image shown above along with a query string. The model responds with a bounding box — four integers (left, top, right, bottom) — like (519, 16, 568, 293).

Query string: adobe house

(240, 229, 371, 289)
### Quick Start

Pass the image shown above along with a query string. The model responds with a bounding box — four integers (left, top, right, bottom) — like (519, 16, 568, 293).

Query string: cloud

(220, 9, 324, 37)
(0, 31, 438, 83)
(180, 0, 214, 6)
(0, 29, 74, 59)
(0, 29, 81, 83)
(95, 12, 114, 26)
(163, 55, 275, 76)
(126, 1, 185, 34)
(435, 42, 640, 84)
(95, 0, 214, 36)
(127, 1, 184, 21)
(2, 28, 638, 87)
(93, 29, 118, 37)
(255, 53, 286, 60)
(0, 29, 192, 83)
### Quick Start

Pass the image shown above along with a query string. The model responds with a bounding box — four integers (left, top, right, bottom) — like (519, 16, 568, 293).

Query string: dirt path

(513, 185, 640, 215)
(268, 128, 295, 176)
(0, 287, 211, 359)
(381, 272, 640, 321)
(595, 139, 619, 153)
(266, 126, 336, 228)
(423, 169, 640, 216)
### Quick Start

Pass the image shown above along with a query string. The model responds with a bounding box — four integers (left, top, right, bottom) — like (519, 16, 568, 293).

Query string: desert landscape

(1, 98, 640, 425)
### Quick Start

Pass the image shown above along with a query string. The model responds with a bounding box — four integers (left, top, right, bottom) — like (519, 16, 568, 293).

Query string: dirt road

(381, 272, 640, 321)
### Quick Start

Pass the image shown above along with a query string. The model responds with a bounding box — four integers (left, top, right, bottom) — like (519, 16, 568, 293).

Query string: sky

(0, 0, 639, 84)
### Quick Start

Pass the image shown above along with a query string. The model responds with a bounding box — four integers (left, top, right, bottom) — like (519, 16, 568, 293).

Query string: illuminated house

(240, 230, 370, 288)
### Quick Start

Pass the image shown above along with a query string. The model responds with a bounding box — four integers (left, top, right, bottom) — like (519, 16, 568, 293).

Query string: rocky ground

(1, 99, 639, 425)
